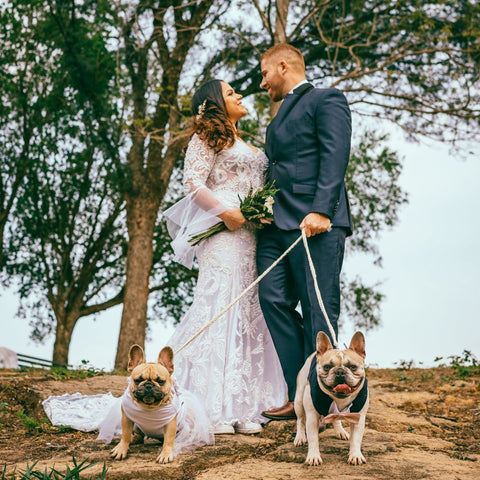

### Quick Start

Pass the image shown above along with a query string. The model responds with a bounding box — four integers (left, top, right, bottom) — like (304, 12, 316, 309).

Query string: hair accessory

(196, 99, 207, 120)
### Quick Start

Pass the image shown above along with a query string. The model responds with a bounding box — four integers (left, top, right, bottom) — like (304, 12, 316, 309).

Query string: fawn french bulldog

(294, 331, 369, 465)
(111, 344, 179, 463)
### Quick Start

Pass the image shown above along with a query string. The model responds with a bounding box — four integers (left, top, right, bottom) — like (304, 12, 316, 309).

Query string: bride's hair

(191, 79, 236, 152)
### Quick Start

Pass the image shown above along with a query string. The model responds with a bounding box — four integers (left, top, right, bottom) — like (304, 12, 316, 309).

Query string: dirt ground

(0, 366, 479, 479)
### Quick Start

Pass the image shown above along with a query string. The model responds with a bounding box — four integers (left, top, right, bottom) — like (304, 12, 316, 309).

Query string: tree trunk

(114, 192, 160, 369)
(270, 0, 291, 118)
(52, 314, 75, 367)
(274, 0, 290, 44)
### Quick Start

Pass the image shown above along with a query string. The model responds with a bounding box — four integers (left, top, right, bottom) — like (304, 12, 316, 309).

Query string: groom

(256, 44, 353, 420)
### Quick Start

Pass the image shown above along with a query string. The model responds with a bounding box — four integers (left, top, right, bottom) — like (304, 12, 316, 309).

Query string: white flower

(264, 196, 274, 215)
(195, 99, 207, 120)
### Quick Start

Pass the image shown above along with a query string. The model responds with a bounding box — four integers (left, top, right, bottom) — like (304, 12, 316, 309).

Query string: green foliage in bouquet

(189, 181, 279, 246)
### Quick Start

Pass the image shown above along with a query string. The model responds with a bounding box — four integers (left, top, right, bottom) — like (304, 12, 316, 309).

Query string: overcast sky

(1, 127, 479, 370)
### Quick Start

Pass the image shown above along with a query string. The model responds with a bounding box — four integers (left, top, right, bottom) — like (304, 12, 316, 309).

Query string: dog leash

(174, 229, 338, 355)
(300, 229, 338, 347)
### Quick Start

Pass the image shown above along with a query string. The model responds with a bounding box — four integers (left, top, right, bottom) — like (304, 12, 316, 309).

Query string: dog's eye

(323, 364, 332, 372)
(134, 377, 144, 385)
(156, 377, 166, 385)
(349, 365, 357, 372)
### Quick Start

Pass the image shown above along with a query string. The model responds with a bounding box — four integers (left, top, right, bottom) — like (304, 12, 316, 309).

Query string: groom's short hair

(261, 44, 305, 72)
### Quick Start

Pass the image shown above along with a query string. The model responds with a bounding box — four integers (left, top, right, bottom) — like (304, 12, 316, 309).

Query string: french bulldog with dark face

(294, 331, 369, 466)
(111, 344, 178, 464)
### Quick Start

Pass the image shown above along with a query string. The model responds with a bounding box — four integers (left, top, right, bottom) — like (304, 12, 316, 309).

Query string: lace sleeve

(183, 134, 225, 211)
(162, 135, 228, 268)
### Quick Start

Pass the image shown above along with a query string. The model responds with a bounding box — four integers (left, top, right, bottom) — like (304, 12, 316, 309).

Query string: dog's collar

(308, 355, 368, 417)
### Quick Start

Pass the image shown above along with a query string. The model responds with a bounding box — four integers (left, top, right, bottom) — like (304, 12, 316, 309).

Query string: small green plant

(389, 370, 409, 381)
(15, 410, 50, 433)
(76, 360, 106, 374)
(1, 457, 108, 480)
(47, 362, 105, 381)
(433, 355, 444, 365)
(420, 371, 434, 382)
(54, 424, 75, 433)
(407, 425, 415, 432)
(435, 350, 480, 378)
(394, 359, 416, 370)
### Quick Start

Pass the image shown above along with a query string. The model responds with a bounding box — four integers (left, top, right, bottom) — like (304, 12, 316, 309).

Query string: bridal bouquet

(188, 181, 279, 246)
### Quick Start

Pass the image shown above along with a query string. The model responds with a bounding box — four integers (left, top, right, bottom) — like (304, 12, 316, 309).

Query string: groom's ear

(278, 60, 288, 74)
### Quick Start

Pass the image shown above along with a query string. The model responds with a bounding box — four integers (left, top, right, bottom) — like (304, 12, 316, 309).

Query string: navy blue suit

(257, 83, 353, 401)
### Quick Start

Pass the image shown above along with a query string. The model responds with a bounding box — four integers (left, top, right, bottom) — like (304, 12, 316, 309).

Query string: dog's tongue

(333, 384, 352, 394)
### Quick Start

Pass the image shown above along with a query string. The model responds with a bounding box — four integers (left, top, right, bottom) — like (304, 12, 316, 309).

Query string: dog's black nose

(335, 369, 346, 379)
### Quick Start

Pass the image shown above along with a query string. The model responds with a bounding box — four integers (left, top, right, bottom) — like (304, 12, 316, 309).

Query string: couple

(164, 44, 353, 435)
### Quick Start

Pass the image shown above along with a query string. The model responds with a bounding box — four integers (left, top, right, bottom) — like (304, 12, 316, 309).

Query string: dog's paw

(305, 452, 323, 466)
(332, 420, 349, 440)
(335, 427, 349, 440)
(157, 448, 174, 464)
(111, 443, 129, 461)
(293, 432, 307, 446)
(347, 451, 366, 465)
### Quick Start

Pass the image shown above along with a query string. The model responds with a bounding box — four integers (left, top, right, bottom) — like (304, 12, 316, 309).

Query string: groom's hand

(300, 213, 331, 237)
(219, 208, 247, 231)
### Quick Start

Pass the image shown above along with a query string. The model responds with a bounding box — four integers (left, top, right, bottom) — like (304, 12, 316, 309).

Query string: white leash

(174, 229, 338, 355)
(301, 229, 338, 347)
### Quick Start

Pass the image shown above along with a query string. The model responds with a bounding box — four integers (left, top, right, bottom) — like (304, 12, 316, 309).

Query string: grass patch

(15, 410, 51, 434)
(46, 361, 107, 381)
(1, 457, 107, 480)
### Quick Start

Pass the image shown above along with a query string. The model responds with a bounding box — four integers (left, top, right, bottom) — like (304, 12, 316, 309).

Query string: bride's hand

(218, 208, 247, 231)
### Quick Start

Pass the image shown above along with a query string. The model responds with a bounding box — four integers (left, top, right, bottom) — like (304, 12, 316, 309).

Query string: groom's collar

(288, 80, 309, 94)
(270, 81, 313, 127)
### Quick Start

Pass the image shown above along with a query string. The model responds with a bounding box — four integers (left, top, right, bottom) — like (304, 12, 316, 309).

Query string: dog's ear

(349, 332, 366, 358)
(128, 344, 145, 372)
(316, 331, 333, 355)
(158, 346, 174, 374)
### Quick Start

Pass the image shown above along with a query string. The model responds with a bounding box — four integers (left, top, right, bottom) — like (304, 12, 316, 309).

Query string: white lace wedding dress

(163, 134, 286, 429)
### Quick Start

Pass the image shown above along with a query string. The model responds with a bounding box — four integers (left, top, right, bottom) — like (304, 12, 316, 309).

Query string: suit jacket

(265, 83, 353, 235)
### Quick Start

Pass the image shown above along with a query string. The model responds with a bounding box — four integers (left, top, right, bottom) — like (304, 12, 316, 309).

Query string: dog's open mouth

(333, 384, 353, 394)
(321, 379, 362, 397)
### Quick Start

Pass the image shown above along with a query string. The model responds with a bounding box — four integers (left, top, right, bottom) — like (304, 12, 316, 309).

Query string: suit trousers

(256, 224, 347, 401)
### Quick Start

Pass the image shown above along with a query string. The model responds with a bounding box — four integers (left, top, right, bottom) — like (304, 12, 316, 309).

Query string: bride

(163, 79, 286, 435)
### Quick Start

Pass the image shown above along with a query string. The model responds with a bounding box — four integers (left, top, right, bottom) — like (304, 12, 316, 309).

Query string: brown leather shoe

(262, 401, 296, 420)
